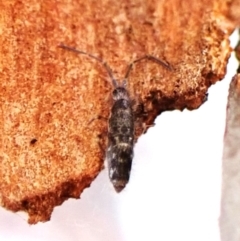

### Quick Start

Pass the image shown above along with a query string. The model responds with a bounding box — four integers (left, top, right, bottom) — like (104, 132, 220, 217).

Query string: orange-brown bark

(0, 0, 236, 223)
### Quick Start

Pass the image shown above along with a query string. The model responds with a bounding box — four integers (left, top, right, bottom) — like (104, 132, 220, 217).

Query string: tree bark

(0, 0, 236, 223)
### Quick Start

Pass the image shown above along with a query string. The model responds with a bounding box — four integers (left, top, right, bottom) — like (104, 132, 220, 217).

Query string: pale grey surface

(0, 31, 238, 241)
(220, 53, 240, 240)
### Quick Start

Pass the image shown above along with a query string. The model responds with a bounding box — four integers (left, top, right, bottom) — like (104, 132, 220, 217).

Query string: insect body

(58, 44, 171, 192)
(107, 82, 134, 192)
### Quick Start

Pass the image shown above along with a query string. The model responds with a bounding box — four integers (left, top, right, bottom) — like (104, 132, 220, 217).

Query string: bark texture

(0, 0, 236, 223)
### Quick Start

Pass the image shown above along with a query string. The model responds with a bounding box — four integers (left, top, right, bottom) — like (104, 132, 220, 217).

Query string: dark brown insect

(58, 44, 171, 192)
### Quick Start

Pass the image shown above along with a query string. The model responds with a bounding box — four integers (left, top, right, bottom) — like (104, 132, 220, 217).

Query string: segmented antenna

(124, 55, 173, 80)
(58, 44, 118, 87)
(58, 44, 172, 86)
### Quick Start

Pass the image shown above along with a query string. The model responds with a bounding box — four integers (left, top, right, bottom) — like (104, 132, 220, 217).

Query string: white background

(0, 31, 238, 241)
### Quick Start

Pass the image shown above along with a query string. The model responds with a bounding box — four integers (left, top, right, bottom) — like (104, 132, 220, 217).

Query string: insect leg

(88, 115, 108, 125)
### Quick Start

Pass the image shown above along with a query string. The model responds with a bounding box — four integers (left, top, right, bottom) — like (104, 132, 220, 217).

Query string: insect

(58, 44, 172, 192)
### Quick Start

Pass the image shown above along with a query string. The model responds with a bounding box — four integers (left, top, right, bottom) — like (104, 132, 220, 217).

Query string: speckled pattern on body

(107, 86, 134, 192)
(59, 44, 173, 192)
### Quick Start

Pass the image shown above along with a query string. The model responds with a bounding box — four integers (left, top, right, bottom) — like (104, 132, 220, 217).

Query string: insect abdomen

(107, 99, 134, 192)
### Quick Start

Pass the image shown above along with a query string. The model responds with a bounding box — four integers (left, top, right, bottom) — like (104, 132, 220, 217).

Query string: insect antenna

(124, 54, 173, 80)
(58, 44, 118, 87)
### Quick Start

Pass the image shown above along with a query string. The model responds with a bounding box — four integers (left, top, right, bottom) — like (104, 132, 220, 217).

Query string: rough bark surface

(0, 0, 235, 223)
